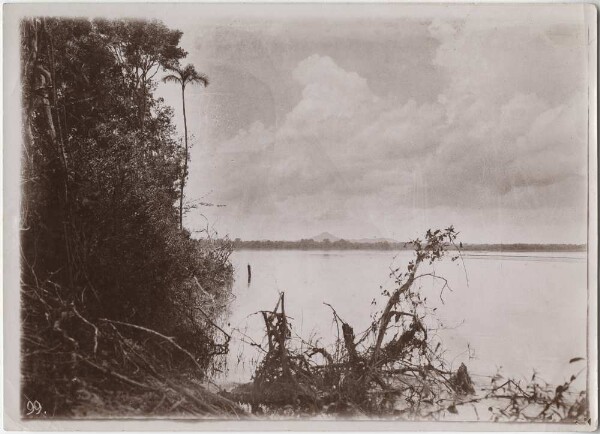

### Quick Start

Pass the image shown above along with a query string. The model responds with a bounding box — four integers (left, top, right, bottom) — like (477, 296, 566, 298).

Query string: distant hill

(311, 232, 397, 244)
(312, 232, 341, 242)
(232, 237, 586, 252)
(232, 232, 586, 252)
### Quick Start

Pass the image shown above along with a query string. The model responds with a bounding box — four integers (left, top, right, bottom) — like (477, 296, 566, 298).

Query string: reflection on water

(217, 249, 587, 388)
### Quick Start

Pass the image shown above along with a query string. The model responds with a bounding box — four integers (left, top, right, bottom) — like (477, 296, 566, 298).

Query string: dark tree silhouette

(20, 18, 234, 416)
(163, 64, 209, 230)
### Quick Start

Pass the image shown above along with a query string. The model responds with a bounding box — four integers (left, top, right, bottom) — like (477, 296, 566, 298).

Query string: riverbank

(233, 239, 586, 252)
(218, 370, 588, 422)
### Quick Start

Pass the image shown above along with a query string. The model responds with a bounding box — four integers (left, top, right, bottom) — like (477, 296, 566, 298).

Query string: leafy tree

(93, 19, 186, 130)
(20, 17, 233, 414)
(21, 18, 188, 319)
(163, 64, 209, 229)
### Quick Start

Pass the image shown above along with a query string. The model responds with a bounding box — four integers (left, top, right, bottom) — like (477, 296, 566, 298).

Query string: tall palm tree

(163, 64, 209, 230)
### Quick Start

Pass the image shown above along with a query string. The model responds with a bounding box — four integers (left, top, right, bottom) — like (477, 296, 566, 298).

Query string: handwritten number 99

(26, 400, 42, 415)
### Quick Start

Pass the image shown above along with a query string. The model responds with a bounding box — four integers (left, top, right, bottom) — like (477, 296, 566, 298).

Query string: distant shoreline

(232, 239, 586, 252)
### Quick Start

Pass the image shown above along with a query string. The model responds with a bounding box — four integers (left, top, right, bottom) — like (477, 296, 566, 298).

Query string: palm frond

(189, 72, 209, 87)
(163, 64, 209, 87)
(162, 74, 182, 84)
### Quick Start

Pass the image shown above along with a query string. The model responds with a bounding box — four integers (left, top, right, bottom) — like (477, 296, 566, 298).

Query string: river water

(217, 249, 588, 390)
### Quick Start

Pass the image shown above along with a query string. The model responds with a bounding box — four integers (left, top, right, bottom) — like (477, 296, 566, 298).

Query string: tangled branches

(230, 227, 590, 423)
(21, 273, 243, 418)
(421, 363, 589, 423)
(483, 366, 589, 422)
(230, 228, 465, 416)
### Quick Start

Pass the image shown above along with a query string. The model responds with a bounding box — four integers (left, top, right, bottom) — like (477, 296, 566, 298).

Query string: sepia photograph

(3, 2, 598, 430)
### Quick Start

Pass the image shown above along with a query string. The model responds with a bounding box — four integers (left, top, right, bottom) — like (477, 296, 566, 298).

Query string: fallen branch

(75, 354, 156, 391)
(99, 318, 204, 372)
(72, 306, 99, 355)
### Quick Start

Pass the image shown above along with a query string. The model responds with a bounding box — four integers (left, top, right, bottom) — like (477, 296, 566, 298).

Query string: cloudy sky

(152, 4, 592, 243)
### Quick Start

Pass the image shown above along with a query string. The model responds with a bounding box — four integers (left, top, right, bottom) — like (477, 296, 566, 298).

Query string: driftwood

(235, 227, 589, 422)
(235, 228, 477, 417)
(449, 363, 475, 395)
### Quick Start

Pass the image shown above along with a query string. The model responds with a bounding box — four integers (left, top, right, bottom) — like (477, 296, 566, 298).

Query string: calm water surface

(218, 249, 587, 387)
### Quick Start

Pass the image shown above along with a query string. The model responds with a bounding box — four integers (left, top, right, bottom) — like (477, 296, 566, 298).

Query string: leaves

(163, 64, 209, 88)
(21, 16, 231, 373)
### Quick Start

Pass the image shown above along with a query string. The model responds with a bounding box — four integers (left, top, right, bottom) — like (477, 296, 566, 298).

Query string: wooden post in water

(247, 264, 252, 286)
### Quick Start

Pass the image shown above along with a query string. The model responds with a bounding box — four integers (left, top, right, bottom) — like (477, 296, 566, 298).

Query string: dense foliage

(20, 17, 234, 416)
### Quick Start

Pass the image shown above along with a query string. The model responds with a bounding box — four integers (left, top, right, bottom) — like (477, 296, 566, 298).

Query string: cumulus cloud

(186, 10, 589, 242)
(424, 13, 588, 211)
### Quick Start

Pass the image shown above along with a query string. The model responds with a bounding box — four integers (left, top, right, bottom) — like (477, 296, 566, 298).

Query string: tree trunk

(370, 265, 419, 366)
(278, 293, 292, 381)
(179, 84, 188, 230)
